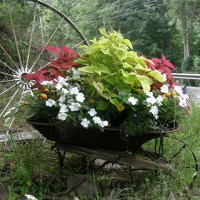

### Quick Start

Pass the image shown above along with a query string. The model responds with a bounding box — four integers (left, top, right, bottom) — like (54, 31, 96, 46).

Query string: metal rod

(172, 73, 200, 80)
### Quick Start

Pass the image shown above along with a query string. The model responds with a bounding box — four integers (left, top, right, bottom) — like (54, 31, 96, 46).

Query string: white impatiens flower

(62, 88, 69, 94)
(102, 121, 109, 127)
(58, 76, 69, 86)
(149, 105, 159, 119)
(69, 102, 81, 111)
(76, 93, 85, 102)
(24, 194, 38, 200)
(160, 85, 169, 94)
(46, 99, 56, 107)
(72, 68, 82, 79)
(58, 112, 68, 121)
(59, 95, 65, 103)
(128, 97, 138, 105)
(70, 87, 79, 95)
(146, 96, 156, 105)
(98, 121, 109, 128)
(59, 104, 68, 113)
(88, 108, 97, 117)
(145, 92, 154, 97)
(55, 83, 63, 90)
(81, 118, 90, 128)
(156, 95, 164, 106)
(40, 80, 53, 86)
(174, 86, 183, 95)
(92, 116, 101, 125)
(178, 94, 189, 107)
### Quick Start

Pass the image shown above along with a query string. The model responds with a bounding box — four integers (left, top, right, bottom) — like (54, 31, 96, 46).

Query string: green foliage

(77, 29, 164, 108)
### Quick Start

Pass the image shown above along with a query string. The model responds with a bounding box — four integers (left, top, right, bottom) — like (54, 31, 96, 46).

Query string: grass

(0, 102, 200, 199)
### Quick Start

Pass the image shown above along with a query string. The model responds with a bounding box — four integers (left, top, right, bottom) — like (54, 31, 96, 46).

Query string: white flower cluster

(126, 92, 163, 120)
(41, 76, 108, 129)
(161, 84, 189, 108)
(174, 86, 189, 108)
(145, 91, 165, 120)
(81, 108, 108, 128)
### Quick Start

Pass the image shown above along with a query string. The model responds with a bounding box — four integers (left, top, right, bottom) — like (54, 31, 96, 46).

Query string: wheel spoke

(0, 71, 15, 77)
(30, 18, 64, 71)
(5, 0, 23, 67)
(0, 60, 16, 73)
(25, 1, 38, 71)
(5, 89, 24, 141)
(0, 83, 17, 95)
(39, 16, 45, 46)
(0, 43, 18, 69)
(0, 88, 20, 117)
(73, 40, 85, 48)
(0, 80, 15, 83)
(168, 144, 186, 163)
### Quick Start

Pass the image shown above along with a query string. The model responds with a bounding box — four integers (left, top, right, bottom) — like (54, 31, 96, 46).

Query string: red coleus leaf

(161, 54, 176, 70)
(151, 58, 162, 65)
(61, 45, 80, 57)
(44, 46, 62, 54)
(146, 61, 156, 70)
(24, 66, 65, 91)
(147, 54, 177, 88)
(44, 45, 80, 71)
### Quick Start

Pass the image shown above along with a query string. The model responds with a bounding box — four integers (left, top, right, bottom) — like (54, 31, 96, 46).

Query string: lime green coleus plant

(76, 29, 165, 109)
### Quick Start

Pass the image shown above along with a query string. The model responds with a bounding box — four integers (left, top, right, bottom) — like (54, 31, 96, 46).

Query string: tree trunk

(180, 0, 197, 71)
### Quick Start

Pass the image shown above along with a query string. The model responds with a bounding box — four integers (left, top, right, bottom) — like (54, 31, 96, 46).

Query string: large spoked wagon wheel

(0, 0, 88, 141)
(132, 134, 198, 184)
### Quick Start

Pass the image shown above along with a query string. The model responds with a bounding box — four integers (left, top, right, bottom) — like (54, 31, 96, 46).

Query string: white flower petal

(55, 83, 63, 90)
(93, 116, 101, 125)
(128, 97, 138, 105)
(46, 99, 56, 107)
(76, 93, 85, 102)
(156, 95, 164, 106)
(81, 118, 90, 128)
(57, 112, 68, 121)
(149, 105, 159, 119)
(160, 85, 169, 94)
(88, 108, 97, 117)
(69, 102, 81, 111)
(59, 95, 65, 103)
(70, 87, 79, 95)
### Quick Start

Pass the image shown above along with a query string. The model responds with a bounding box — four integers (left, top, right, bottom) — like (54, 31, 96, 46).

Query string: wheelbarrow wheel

(0, 0, 88, 139)
(132, 135, 198, 184)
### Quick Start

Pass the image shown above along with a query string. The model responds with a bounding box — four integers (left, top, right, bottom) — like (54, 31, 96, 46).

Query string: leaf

(98, 65, 111, 74)
(44, 46, 62, 54)
(122, 39, 133, 49)
(148, 71, 165, 82)
(61, 45, 80, 57)
(79, 65, 110, 75)
(96, 100, 109, 110)
(137, 75, 153, 92)
(120, 69, 130, 78)
(92, 81, 104, 93)
(135, 64, 149, 71)
(78, 66, 96, 73)
(99, 28, 108, 37)
(110, 98, 120, 106)
(122, 63, 133, 70)
(117, 49, 127, 61)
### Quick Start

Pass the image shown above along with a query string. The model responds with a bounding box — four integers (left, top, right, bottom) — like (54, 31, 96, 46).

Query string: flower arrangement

(22, 29, 191, 135)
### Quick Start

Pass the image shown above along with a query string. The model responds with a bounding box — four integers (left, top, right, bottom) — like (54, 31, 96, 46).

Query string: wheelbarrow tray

(27, 119, 179, 152)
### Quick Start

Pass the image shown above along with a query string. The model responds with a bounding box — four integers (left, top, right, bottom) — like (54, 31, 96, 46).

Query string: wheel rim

(0, 0, 88, 139)
(135, 134, 198, 183)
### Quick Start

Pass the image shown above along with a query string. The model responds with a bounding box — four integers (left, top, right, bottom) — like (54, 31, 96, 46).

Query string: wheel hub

(14, 67, 34, 90)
